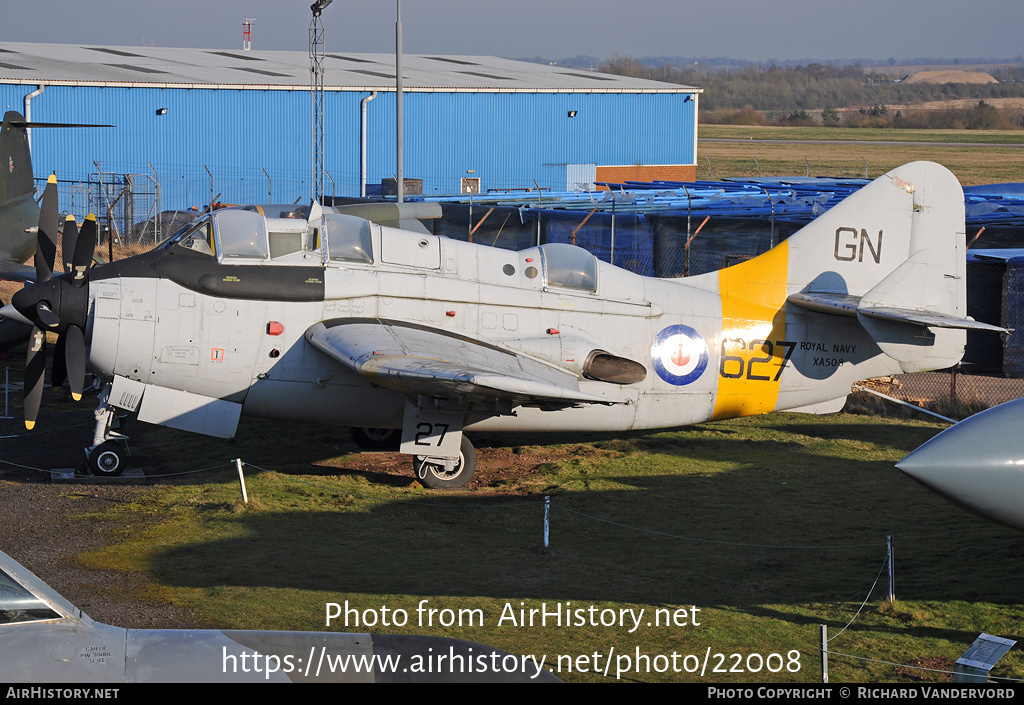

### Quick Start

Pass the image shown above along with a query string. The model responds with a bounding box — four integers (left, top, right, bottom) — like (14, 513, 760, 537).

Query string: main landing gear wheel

(351, 427, 400, 450)
(414, 435, 476, 489)
(88, 440, 129, 477)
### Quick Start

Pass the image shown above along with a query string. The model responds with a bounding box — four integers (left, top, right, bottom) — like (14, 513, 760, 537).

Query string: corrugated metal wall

(1, 84, 696, 212)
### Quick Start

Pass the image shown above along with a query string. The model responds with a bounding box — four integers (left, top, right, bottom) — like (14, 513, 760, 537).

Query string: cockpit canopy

(163, 208, 375, 265)
(540, 243, 598, 293)
(0, 565, 60, 625)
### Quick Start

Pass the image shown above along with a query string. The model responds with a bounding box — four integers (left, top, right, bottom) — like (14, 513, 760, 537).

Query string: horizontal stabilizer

(857, 305, 1009, 333)
(0, 261, 38, 283)
(6, 120, 113, 128)
(787, 291, 860, 317)
(788, 291, 1009, 333)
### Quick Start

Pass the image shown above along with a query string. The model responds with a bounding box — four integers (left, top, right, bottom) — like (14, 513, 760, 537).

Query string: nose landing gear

(84, 385, 130, 477)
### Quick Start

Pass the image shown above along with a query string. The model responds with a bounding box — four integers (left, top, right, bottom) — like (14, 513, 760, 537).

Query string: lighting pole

(310, 0, 333, 203)
(396, 0, 404, 203)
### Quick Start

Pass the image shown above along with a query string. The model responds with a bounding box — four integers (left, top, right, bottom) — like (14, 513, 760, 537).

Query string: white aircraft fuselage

(6, 162, 996, 486)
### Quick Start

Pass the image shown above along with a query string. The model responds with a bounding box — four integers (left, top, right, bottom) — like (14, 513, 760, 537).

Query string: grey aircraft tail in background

(0, 111, 112, 348)
(897, 398, 1024, 532)
(0, 110, 40, 282)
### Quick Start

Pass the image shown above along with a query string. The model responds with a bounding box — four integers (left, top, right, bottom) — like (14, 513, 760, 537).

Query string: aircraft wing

(0, 261, 37, 282)
(305, 319, 626, 407)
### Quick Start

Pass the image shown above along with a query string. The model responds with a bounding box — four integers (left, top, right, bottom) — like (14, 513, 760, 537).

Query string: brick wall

(596, 164, 697, 188)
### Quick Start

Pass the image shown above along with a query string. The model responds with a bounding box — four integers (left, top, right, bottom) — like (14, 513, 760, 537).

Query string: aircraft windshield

(215, 210, 269, 260)
(165, 216, 214, 256)
(540, 243, 597, 292)
(0, 567, 60, 625)
(324, 214, 373, 263)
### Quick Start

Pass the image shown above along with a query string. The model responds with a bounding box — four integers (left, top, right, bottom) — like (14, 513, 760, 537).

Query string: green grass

(71, 412, 1024, 683)
(700, 124, 1024, 145)
(697, 125, 1024, 185)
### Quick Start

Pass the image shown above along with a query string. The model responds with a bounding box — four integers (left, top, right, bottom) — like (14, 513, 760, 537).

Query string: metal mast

(309, 1, 332, 203)
(396, 0, 403, 203)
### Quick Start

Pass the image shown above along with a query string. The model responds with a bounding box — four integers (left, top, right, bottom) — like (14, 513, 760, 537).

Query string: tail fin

(782, 161, 1003, 372)
(0, 111, 35, 209)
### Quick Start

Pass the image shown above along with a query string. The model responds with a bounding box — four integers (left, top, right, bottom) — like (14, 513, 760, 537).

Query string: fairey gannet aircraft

(1, 161, 1005, 488)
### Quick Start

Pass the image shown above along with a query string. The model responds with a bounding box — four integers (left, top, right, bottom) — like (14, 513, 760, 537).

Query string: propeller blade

(23, 326, 46, 430)
(35, 175, 58, 284)
(61, 215, 79, 275)
(71, 214, 97, 285)
(51, 334, 66, 389)
(0, 301, 32, 327)
(35, 301, 60, 329)
(63, 325, 86, 401)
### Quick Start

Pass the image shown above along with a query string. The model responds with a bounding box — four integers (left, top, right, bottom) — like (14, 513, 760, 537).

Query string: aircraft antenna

(243, 18, 256, 51)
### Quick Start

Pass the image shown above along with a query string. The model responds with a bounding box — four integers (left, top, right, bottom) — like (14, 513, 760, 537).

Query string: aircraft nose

(897, 398, 1024, 531)
(0, 302, 32, 327)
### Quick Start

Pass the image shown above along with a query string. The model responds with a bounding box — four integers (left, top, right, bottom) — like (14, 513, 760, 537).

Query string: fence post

(887, 535, 895, 602)
(610, 196, 615, 265)
(820, 624, 828, 683)
(235, 458, 248, 504)
(2, 367, 11, 420)
(543, 495, 550, 548)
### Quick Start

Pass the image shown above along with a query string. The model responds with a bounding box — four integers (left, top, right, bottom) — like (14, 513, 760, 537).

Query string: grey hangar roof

(0, 42, 698, 94)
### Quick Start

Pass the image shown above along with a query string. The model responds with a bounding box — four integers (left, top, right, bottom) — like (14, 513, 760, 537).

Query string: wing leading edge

(305, 319, 627, 407)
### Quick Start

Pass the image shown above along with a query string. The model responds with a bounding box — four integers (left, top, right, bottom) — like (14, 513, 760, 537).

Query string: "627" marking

(719, 339, 795, 382)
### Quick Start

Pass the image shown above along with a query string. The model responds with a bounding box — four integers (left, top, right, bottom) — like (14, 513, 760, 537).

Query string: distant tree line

(599, 56, 1024, 128)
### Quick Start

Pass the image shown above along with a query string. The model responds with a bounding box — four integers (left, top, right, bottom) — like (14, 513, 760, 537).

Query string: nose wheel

(88, 440, 129, 477)
(83, 384, 130, 477)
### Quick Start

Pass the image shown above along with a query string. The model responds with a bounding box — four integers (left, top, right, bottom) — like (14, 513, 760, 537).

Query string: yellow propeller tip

(46, 174, 56, 184)
(65, 214, 76, 221)
(72, 393, 82, 401)
(25, 421, 35, 430)
(85, 213, 96, 222)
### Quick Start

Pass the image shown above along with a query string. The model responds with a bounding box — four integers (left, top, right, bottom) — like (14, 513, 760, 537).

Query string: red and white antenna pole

(243, 18, 256, 51)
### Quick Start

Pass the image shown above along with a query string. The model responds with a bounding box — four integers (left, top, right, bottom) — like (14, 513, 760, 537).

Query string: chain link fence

(437, 202, 1024, 418)
(26, 170, 1024, 419)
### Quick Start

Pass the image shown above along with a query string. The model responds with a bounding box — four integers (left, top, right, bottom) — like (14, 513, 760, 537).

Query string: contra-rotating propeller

(0, 175, 96, 429)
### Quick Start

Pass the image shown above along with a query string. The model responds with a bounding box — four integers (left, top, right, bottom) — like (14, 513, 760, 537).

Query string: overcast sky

(2, 1, 1022, 63)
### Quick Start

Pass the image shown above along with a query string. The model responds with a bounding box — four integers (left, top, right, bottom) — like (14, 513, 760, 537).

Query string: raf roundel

(651, 324, 709, 386)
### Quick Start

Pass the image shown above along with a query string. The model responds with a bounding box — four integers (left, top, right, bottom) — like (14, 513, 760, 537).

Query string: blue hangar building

(0, 42, 700, 211)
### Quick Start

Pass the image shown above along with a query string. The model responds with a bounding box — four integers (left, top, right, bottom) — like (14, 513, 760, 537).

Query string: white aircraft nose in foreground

(2, 161, 1005, 488)
(0, 547, 557, 682)
(898, 398, 1024, 531)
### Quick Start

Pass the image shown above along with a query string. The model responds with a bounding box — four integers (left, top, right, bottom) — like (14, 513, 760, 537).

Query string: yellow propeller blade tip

(46, 174, 56, 184)
(71, 393, 82, 401)
(85, 213, 96, 222)
(65, 214, 76, 221)
(25, 420, 35, 430)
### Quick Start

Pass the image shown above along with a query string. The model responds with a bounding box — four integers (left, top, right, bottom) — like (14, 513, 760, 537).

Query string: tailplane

(782, 161, 1005, 372)
(0, 111, 35, 209)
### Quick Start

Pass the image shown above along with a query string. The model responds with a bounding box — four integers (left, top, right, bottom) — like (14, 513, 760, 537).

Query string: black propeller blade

(23, 327, 45, 430)
(51, 334, 66, 390)
(62, 324, 86, 401)
(35, 175, 58, 284)
(9, 175, 97, 429)
(61, 215, 78, 276)
(71, 215, 96, 285)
